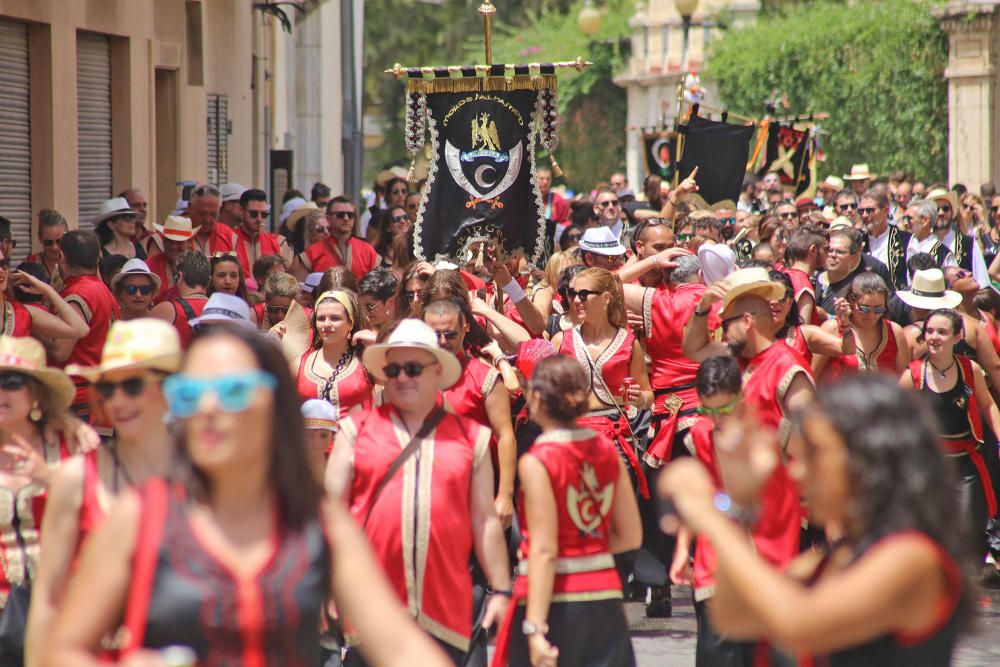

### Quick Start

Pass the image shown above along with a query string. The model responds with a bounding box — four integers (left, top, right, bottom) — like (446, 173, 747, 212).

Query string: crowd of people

(0, 162, 992, 667)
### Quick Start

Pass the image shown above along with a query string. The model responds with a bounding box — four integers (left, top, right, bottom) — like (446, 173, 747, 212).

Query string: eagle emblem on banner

(444, 112, 523, 207)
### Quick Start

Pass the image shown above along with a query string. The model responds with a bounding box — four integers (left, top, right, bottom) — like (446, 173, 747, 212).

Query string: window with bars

(207, 93, 230, 186)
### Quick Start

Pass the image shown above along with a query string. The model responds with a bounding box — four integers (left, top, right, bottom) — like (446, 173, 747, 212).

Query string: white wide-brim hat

(189, 293, 257, 330)
(110, 258, 162, 293)
(897, 269, 963, 311)
(362, 319, 461, 390)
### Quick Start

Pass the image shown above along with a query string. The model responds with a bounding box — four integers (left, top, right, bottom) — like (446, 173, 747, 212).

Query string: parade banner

(757, 124, 815, 196)
(404, 76, 554, 265)
(677, 110, 755, 205)
(642, 132, 676, 182)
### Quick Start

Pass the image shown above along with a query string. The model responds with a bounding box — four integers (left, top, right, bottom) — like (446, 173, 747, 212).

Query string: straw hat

(829, 215, 854, 230)
(362, 319, 461, 390)
(110, 258, 162, 293)
(67, 319, 182, 382)
(718, 268, 787, 319)
(188, 293, 256, 330)
(0, 337, 76, 411)
(708, 199, 737, 213)
(896, 269, 962, 311)
(819, 175, 845, 192)
(302, 399, 339, 432)
(926, 188, 959, 215)
(842, 164, 875, 181)
(154, 215, 195, 242)
(285, 201, 319, 233)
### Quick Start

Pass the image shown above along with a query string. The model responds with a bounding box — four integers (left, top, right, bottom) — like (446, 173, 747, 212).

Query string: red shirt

(820, 320, 899, 384)
(59, 275, 120, 405)
(295, 349, 373, 419)
(782, 266, 820, 325)
(145, 253, 176, 304)
(0, 299, 34, 338)
(443, 354, 500, 429)
(302, 236, 378, 281)
(688, 417, 800, 599)
(542, 190, 570, 225)
(740, 340, 813, 445)
(191, 224, 237, 256)
(234, 227, 285, 277)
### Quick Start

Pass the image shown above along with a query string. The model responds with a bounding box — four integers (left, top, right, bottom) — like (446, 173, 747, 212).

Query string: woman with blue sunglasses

(27, 319, 180, 667)
(813, 272, 910, 382)
(45, 326, 450, 667)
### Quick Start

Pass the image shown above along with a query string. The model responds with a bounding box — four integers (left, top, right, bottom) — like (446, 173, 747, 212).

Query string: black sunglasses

(0, 372, 29, 392)
(597, 200, 620, 208)
(391, 215, 409, 223)
(332, 211, 356, 220)
(565, 233, 582, 242)
(567, 288, 601, 301)
(383, 360, 438, 379)
(95, 376, 152, 400)
(435, 330, 460, 341)
(124, 284, 154, 296)
(837, 203, 859, 211)
(265, 304, 290, 314)
(247, 210, 267, 219)
(42, 238, 62, 247)
(857, 207, 878, 216)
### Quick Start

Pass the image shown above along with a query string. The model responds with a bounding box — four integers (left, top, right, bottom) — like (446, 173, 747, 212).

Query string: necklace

(320, 348, 353, 406)
(928, 358, 955, 378)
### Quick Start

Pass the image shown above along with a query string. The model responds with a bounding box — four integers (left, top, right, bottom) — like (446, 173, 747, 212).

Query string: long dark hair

(172, 327, 321, 530)
(769, 269, 802, 337)
(209, 253, 252, 303)
(798, 375, 974, 625)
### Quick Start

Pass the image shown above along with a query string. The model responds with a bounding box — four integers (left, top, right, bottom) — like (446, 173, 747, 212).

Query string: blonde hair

(263, 272, 299, 300)
(574, 267, 627, 329)
(544, 251, 581, 291)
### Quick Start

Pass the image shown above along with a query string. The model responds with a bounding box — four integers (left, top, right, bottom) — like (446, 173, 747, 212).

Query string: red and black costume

(910, 356, 997, 555)
(740, 340, 814, 448)
(296, 350, 373, 428)
(801, 532, 962, 667)
(167, 296, 208, 349)
(560, 326, 648, 498)
(0, 299, 34, 338)
(120, 479, 329, 666)
(234, 228, 287, 278)
(492, 428, 634, 667)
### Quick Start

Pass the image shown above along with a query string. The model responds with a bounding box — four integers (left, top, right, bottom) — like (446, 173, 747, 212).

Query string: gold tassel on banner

(406, 159, 416, 184)
(405, 74, 558, 95)
(549, 155, 563, 178)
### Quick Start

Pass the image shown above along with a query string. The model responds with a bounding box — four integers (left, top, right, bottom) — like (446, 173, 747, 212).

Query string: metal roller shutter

(0, 20, 31, 263)
(77, 32, 112, 231)
(207, 93, 229, 186)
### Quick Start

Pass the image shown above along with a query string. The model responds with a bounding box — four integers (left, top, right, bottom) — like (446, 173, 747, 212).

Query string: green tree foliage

(707, 0, 947, 181)
(364, 0, 632, 190)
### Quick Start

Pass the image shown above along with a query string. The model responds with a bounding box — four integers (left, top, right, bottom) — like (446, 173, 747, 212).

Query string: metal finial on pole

(479, 1, 497, 66)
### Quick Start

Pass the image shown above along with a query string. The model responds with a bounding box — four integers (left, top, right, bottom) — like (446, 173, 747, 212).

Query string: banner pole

(480, 1, 496, 66)
(674, 83, 685, 189)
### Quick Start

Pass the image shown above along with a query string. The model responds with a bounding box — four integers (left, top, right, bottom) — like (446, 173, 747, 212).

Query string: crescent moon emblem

(474, 164, 497, 189)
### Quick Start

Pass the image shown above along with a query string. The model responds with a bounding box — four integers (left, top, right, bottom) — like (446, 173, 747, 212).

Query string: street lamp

(674, 0, 698, 67)
(578, 0, 601, 36)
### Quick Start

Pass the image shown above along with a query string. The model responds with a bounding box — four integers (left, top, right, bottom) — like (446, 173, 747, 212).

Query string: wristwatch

(522, 619, 549, 636)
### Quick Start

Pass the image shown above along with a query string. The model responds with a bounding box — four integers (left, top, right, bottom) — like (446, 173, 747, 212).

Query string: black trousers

(507, 599, 635, 667)
(694, 599, 796, 667)
(343, 635, 466, 667)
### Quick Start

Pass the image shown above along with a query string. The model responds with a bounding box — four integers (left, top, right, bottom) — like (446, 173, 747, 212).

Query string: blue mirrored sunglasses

(163, 371, 277, 419)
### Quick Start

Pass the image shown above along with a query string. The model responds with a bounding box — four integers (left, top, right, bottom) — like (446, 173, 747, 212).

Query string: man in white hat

(579, 226, 627, 270)
(218, 183, 248, 228)
(233, 188, 292, 277)
(818, 175, 845, 209)
(684, 268, 816, 431)
(146, 215, 195, 302)
(187, 184, 237, 256)
(326, 319, 511, 665)
(926, 187, 990, 288)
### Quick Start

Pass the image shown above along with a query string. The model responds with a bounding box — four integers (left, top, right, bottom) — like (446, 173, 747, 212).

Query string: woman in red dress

(25, 319, 180, 667)
(295, 290, 373, 421)
(768, 270, 854, 363)
(550, 268, 653, 499)
(0, 260, 90, 341)
(813, 272, 909, 382)
(492, 355, 641, 667)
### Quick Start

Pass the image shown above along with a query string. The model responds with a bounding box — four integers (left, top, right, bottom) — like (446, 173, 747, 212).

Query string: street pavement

(626, 585, 1000, 666)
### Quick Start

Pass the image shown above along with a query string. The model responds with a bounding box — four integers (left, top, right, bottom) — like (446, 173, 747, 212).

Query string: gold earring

(29, 402, 42, 422)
